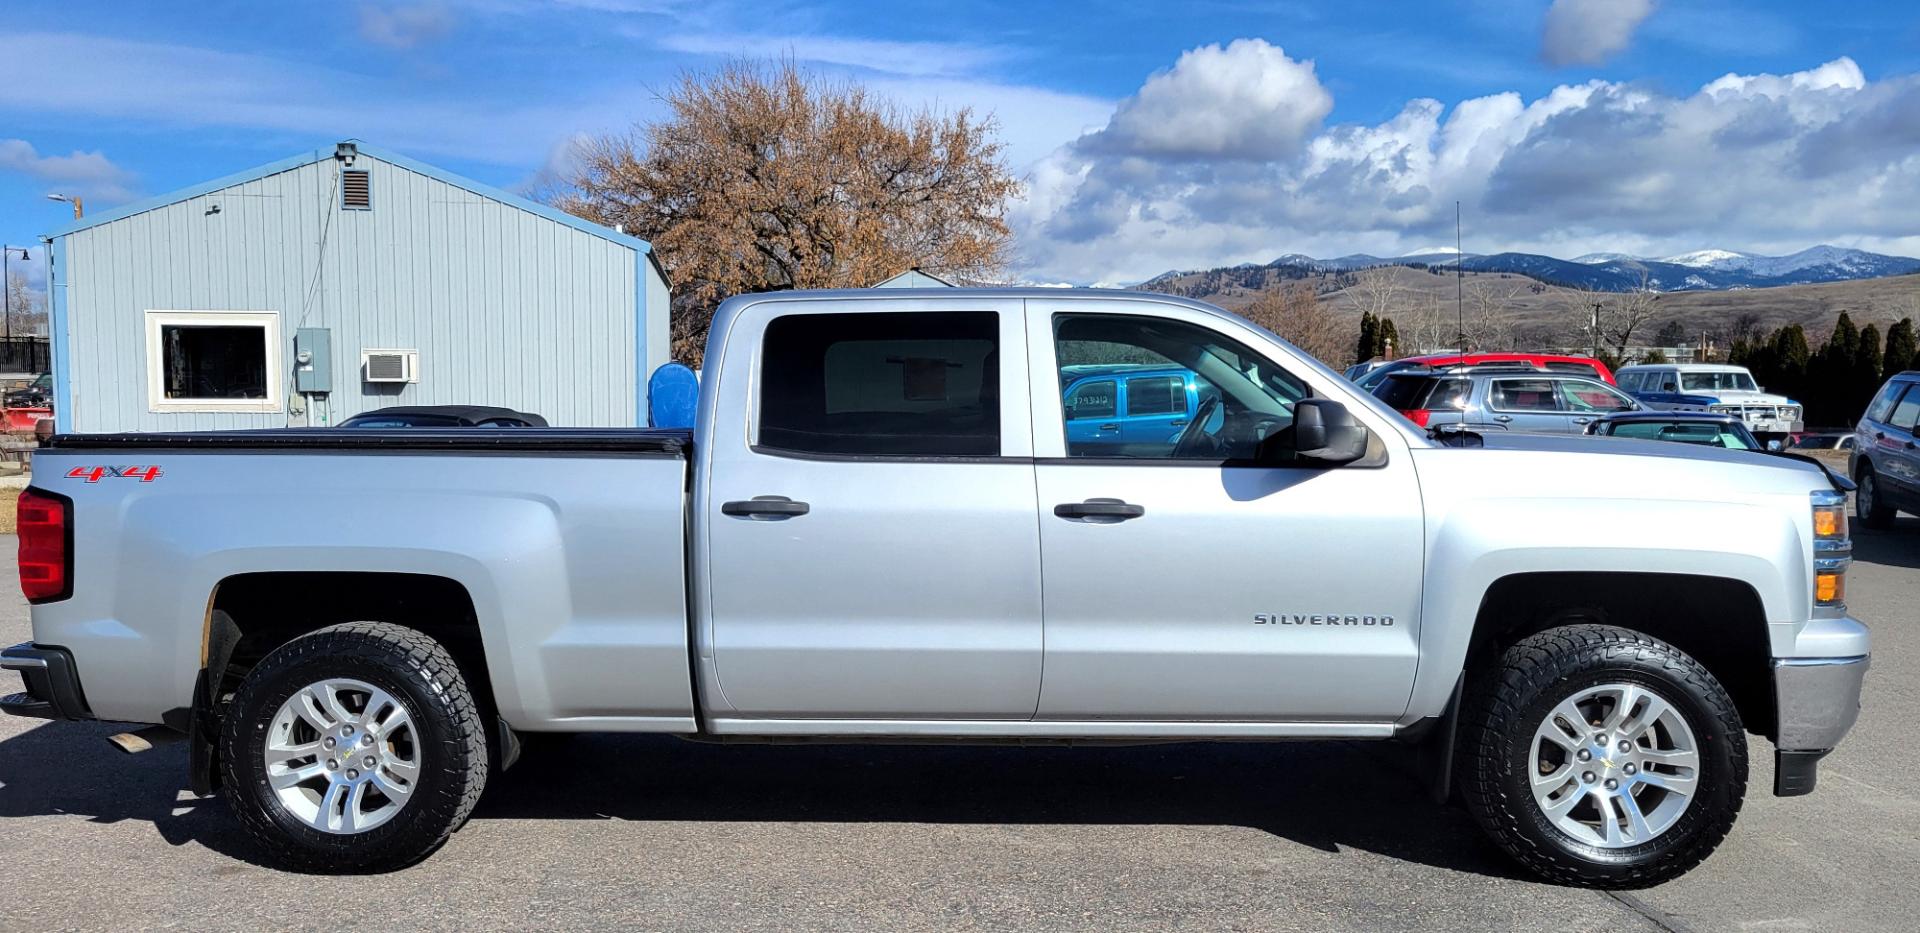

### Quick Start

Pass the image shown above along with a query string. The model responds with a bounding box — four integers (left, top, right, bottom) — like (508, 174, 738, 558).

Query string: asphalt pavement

(2, 524, 1917, 932)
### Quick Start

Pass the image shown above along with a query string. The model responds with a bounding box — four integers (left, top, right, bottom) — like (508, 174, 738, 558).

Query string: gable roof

(40, 140, 651, 254)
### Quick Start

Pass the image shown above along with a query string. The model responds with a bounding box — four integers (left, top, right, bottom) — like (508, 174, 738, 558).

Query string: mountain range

(1139, 245, 1920, 293)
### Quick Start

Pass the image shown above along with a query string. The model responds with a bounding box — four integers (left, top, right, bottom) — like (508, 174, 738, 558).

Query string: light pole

(2, 245, 29, 342)
(47, 193, 83, 219)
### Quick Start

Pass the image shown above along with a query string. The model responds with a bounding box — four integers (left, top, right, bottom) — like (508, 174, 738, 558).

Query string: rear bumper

(1771, 653, 1868, 796)
(0, 642, 93, 721)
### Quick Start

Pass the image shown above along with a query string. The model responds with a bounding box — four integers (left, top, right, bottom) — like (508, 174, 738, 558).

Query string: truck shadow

(0, 721, 1524, 879)
(1852, 516, 1920, 570)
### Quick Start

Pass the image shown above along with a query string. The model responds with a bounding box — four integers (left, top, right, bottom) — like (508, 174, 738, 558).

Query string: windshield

(1681, 371, 1757, 392)
(1605, 420, 1755, 449)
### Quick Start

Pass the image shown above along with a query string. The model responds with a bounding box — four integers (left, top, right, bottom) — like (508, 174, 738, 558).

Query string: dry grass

(1157, 265, 1920, 351)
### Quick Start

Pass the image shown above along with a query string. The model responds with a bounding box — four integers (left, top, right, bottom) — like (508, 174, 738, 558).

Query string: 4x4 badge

(66, 465, 163, 483)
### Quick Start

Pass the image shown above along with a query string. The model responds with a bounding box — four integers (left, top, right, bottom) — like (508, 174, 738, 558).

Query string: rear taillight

(18, 489, 71, 603)
(1400, 409, 1432, 427)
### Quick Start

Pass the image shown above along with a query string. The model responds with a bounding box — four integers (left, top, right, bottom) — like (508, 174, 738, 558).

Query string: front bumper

(1771, 653, 1868, 796)
(0, 642, 93, 721)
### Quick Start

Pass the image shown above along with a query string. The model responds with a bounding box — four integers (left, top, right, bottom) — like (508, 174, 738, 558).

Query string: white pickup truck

(3, 288, 1868, 887)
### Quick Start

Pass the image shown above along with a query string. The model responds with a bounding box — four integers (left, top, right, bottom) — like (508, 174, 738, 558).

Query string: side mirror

(1266, 398, 1370, 466)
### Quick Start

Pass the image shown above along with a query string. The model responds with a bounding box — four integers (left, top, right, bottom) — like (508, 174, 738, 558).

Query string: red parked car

(1403, 352, 1616, 384)
(1353, 353, 1615, 391)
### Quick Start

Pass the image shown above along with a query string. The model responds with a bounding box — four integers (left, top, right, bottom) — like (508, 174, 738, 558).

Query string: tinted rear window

(1375, 374, 1439, 409)
(759, 311, 1000, 457)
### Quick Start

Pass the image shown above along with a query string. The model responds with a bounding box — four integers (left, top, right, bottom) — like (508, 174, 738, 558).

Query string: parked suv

(1851, 371, 1920, 528)
(1374, 368, 1638, 431)
(1616, 363, 1803, 444)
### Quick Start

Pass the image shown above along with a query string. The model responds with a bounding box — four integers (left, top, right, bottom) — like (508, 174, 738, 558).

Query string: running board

(703, 718, 1398, 740)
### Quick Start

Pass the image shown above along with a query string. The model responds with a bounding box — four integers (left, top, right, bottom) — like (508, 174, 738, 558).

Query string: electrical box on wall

(294, 328, 332, 394)
(361, 349, 419, 384)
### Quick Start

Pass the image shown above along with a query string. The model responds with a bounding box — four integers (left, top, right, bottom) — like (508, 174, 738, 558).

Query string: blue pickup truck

(1061, 364, 1216, 455)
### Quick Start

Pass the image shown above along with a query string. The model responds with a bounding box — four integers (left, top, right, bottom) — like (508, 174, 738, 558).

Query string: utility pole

(1591, 302, 1603, 359)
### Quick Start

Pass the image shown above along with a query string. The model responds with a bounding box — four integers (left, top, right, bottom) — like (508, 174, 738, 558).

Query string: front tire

(1460, 625, 1746, 888)
(1857, 468, 1896, 530)
(219, 622, 489, 873)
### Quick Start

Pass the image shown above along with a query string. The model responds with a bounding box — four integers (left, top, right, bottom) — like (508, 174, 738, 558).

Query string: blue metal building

(40, 140, 670, 432)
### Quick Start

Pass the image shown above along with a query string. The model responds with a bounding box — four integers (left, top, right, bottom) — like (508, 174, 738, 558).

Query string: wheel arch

(1462, 571, 1776, 740)
(190, 570, 496, 793)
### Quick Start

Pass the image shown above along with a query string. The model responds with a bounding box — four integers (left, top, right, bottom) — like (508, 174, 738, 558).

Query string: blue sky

(5, 0, 1920, 285)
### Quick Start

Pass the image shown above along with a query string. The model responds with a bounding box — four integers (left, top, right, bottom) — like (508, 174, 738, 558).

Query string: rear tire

(1857, 468, 1896, 530)
(219, 622, 488, 873)
(1460, 624, 1745, 888)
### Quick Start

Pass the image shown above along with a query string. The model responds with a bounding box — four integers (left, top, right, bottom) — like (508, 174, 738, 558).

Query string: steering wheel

(1173, 396, 1222, 458)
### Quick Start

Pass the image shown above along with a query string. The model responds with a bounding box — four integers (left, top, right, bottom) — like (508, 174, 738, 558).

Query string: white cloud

(1015, 52, 1920, 284)
(357, 3, 458, 50)
(0, 139, 139, 203)
(1086, 39, 1331, 160)
(1542, 0, 1657, 67)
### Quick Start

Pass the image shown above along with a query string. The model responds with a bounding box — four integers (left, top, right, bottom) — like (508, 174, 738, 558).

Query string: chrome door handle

(1572, 417, 1592, 425)
(1099, 423, 1119, 431)
(1494, 415, 1513, 423)
(721, 496, 810, 519)
(1168, 420, 1188, 428)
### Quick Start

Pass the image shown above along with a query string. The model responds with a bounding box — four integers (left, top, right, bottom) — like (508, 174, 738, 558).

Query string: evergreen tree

(1356, 311, 1378, 363)
(1380, 317, 1401, 358)
(1812, 313, 1860, 424)
(1653, 320, 1688, 347)
(1885, 318, 1918, 380)
(1767, 324, 1811, 404)
(1855, 323, 1883, 420)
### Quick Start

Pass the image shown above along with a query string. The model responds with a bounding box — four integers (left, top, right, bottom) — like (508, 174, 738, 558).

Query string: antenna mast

(1455, 201, 1464, 350)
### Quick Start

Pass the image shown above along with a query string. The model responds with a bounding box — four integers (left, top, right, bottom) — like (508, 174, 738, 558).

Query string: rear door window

(1489, 379, 1563, 411)
(1066, 380, 1116, 420)
(759, 311, 1001, 457)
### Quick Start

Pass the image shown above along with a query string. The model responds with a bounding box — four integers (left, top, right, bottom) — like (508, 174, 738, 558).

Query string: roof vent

(342, 170, 371, 210)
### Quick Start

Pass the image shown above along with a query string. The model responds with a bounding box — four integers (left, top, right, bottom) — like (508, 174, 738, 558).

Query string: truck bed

(29, 428, 698, 732)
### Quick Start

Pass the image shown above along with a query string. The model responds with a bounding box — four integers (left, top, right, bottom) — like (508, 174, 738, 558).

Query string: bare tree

(1243, 284, 1351, 366)
(553, 59, 1020, 365)
(4, 271, 46, 336)
(1599, 272, 1661, 359)
(1402, 292, 1457, 354)
(1462, 278, 1526, 351)
(1339, 267, 1404, 326)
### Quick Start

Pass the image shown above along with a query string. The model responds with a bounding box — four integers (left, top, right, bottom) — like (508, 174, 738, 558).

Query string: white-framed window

(144, 310, 284, 413)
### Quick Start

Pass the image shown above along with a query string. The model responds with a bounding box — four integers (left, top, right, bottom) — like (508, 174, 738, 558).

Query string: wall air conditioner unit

(361, 349, 419, 384)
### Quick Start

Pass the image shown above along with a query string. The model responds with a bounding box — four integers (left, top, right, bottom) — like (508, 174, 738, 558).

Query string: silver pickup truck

(3, 288, 1868, 887)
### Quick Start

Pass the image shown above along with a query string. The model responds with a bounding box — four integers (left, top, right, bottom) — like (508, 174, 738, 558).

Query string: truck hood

(1700, 390, 1794, 405)
(1419, 430, 1842, 495)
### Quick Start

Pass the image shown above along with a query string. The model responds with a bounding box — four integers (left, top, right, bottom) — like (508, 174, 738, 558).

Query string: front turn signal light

(1815, 570, 1845, 606)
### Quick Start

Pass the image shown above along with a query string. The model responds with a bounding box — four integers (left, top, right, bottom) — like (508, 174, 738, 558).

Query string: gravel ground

(2, 523, 1916, 932)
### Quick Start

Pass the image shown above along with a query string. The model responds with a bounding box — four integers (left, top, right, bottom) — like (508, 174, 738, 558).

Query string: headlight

(1812, 489, 1850, 613)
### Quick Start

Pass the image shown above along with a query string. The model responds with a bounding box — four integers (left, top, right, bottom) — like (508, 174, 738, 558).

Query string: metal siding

(56, 152, 653, 432)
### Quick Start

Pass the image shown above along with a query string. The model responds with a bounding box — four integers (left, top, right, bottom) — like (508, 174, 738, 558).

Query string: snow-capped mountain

(1572, 252, 1638, 265)
(1138, 245, 1920, 293)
